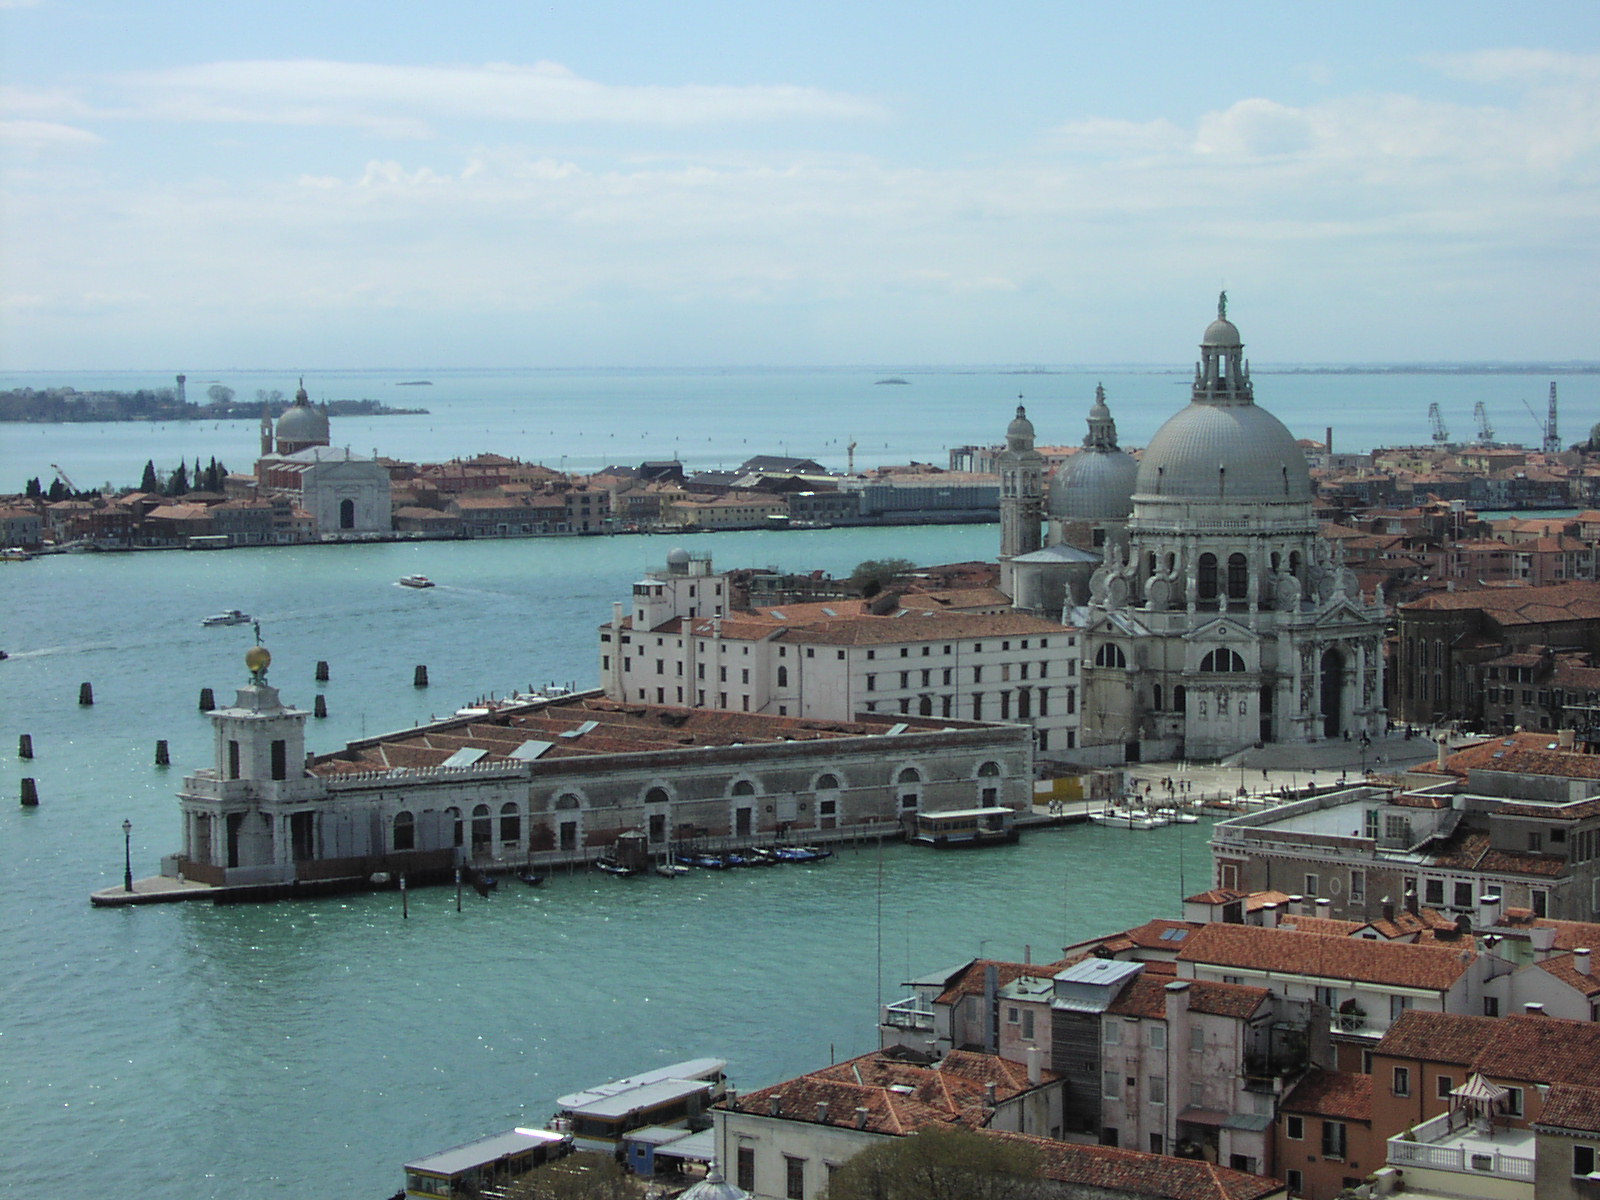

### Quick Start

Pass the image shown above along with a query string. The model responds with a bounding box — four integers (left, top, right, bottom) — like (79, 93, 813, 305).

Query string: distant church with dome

(1000, 296, 1386, 764)
(254, 380, 391, 535)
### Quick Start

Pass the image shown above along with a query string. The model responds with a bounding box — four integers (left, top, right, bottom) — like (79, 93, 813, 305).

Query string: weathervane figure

(1218, 290, 1228, 320)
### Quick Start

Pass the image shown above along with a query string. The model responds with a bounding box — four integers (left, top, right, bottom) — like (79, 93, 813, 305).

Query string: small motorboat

(594, 857, 638, 877)
(399, 575, 435, 589)
(202, 609, 251, 627)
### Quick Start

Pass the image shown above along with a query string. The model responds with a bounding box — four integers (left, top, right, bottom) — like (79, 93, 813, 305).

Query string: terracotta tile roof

(1375, 1011, 1501, 1065)
(935, 958, 1078, 1006)
(1280, 1068, 1373, 1122)
(985, 1131, 1286, 1200)
(1538, 919, 1600, 951)
(1119, 919, 1203, 950)
(1278, 915, 1366, 937)
(1106, 975, 1269, 1021)
(1440, 732, 1600, 787)
(1185, 888, 1248, 906)
(1178, 923, 1474, 991)
(728, 1049, 1056, 1136)
(1400, 581, 1600, 621)
(1469, 1014, 1600, 1085)
(1536, 953, 1600, 998)
(775, 611, 1076, 646)
(1363, 909, 1460, 942)
(1536, 1083, 1600, 1134)
(1244, 890, 1294, 912)
(1425, 826, 1570, 876)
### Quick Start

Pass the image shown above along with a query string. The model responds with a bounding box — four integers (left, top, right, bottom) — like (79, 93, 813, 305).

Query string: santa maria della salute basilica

(999, 296, 1386, 764)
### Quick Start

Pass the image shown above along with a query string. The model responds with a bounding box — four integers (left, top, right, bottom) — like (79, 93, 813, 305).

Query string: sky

(2, 1, 1598, 370)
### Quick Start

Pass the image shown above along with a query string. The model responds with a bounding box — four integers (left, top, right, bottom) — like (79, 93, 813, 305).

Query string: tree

(849, 557, 917, 599)
(139, 460, 159, 493)
(24, 476, 42, 500)
(823, 1126, 1046, 1200)
(206, 384, 235, 404)
(167, 462, 189, 496)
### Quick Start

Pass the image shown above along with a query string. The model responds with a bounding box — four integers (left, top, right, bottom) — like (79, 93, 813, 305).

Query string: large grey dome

(276, 380, 329, 448)
(1050, 448, 1138, 519)
(1134, 401, 1311, 503)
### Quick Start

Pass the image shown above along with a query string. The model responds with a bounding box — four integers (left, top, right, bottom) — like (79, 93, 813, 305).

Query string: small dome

(1134, 401, 1311, 503)
(1202, 316, 1242, 347)
(679, 1169, 748, 1200)
(666, 547, 691, 566)
(1006, 405, 1034, 439)
(1050, 448, 1138, 520)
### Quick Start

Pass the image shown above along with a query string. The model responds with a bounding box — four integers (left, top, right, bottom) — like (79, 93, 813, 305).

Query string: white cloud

(0, 119, 101, 150)
(73, 59, 888, 135)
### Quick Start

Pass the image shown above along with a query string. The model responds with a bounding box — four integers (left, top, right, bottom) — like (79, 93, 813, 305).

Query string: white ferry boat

(201, 609, 251, 627)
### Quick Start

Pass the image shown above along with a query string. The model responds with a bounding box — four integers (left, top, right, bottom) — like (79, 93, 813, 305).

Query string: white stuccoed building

(601, 549, 1084, 756)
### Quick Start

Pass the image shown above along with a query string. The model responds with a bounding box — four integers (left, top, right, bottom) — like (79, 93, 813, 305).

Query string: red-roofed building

(1275, 1069, 1374, 1200)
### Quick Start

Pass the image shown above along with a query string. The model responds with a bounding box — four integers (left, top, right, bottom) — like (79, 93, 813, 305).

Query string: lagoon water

(1, 363, 1593, 1199)
(5, 365, 1593, 493)
(1, 524, 1222, 1200)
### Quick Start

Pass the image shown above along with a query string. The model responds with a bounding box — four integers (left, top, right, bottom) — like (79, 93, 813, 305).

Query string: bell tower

(998, 402, 1044, 598)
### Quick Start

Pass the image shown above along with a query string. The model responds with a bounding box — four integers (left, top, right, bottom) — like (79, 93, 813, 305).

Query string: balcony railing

(1388, 1113, 1536, 1181)
(881, 998, 935, 1031)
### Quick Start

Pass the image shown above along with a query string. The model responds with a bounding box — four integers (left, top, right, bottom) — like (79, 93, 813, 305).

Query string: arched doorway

(339, 498, 355, 529)
(1320, 647, 1346, 739)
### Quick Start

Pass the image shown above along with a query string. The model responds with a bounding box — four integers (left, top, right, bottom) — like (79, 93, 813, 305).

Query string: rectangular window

(1575, 1145, 1596, 1177)
(1425, 878, 1445, 906)
(1103, 1022, 1120, 1045)
(1390, 995, 1413, 1022)
(1102, 1072, 1119, 1098)
(1533, 890, 1549, 918)
(1149, 1025, 1166, 1050)
(1484, 997, 1500, 1017)
(1454, 881, 1473, 908)
(1305, 873, 1319, 898)
(1350, 870, 1366, 902)
(1191, 1082, 1205, 1108)
(1393, 1067, 1411, 1097)
(1504, 1087, 1523, 1117)
(784, 1156, 805, 1200)
(227, 740, 240, 780)
(1191, 1026, 1205, 1053)
(1022, 1009, 1035, 1040)
(1286, 1170, 1303, 1193)
(1437, 1074, 1455, 1098)
(1149, 1076, 1166, 1105)
(270, 739, 287, 781)
(737, 1146, 755, 1193)
(1149, 1133, 1163, 1155)
(1286, 1115, 1304, 1140)
(1007, 1006, 1019, 1024)
(1321, 1121, 1347, 1159)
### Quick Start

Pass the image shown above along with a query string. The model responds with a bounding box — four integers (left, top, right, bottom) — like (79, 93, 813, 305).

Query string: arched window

(816, 773, 840, 791)
(918, 695, 932, 716)
(1227, 553, 1248, 600)
(777, 665, 789, 687)
(978, 761, 1001, 777)
(1200, 649, 1247, 673)
(471, 804, 492, 847)
(644, 787, 670, 806)
(1095, 643, 1127, 669)
(554, 793, 581, 810)
(499, 802, 521, 844)
(446, 806, 462, 847)
(1198, 553, 1218, 601)
(896, 767, 922, 813)
(393, 811, 415, 852)
(897, 768, 922, 785)
(732, 779, 756, 796)
(339, 498, 355, 529)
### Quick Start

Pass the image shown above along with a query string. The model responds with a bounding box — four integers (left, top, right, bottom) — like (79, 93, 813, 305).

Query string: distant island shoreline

(0, 386, 428, 424)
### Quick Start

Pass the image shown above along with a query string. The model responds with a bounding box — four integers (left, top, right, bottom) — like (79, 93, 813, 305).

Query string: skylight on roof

(771, 610, 786, 620)
(1160, 928, 1189, 941)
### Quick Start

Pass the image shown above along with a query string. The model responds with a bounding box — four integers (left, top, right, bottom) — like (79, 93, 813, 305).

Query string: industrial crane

(1522, 383, 1562, 454)
(1473, 401, 1494, 445)
(50, 463, 78, 492)
(1428, 403, 1450, 445)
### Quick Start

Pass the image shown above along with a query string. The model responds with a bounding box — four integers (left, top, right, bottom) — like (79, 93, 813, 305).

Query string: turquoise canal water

(0, 526, 1219, 1200)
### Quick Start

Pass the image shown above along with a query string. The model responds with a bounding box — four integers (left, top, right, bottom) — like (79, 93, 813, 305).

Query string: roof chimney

(1262, 902, 1280, 929)
(816, 1101, 829, 1123)
(1437, 736, 1449, 769)
(984, 1082, 997, 1107)
(726, 1087, 738, 1109)
(1404, 885, 1419, 917)
(1027, 1045, 1042, 1087)
(1558, 729, 1575, 750)
(769, 1093, 783, 1116)
(1289, 894, 1306, 917)
(1478, 894, 1502, 928)
(1524, 1003, 1546, 1016)
(854, 1107, 869, 1129)
(1531, 925, 1556, 958)
(1316, 898, 1332, 918)
(1575, 948, 1592, 977)
(1381, 898, 1395, 924)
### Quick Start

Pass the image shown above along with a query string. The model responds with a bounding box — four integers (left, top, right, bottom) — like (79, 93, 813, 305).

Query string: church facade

(253, 380, 392, 535)
(1001, 298, 1387, 764)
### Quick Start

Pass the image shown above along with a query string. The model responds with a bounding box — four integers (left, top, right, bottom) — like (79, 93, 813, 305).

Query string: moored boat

(201, 609, 251, 627)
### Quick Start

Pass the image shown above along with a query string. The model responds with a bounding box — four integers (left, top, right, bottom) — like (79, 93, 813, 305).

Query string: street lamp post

(122, 819, 133, 893)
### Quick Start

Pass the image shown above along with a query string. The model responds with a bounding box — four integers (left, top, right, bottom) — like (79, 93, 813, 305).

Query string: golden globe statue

(245, 644, 271, 682)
